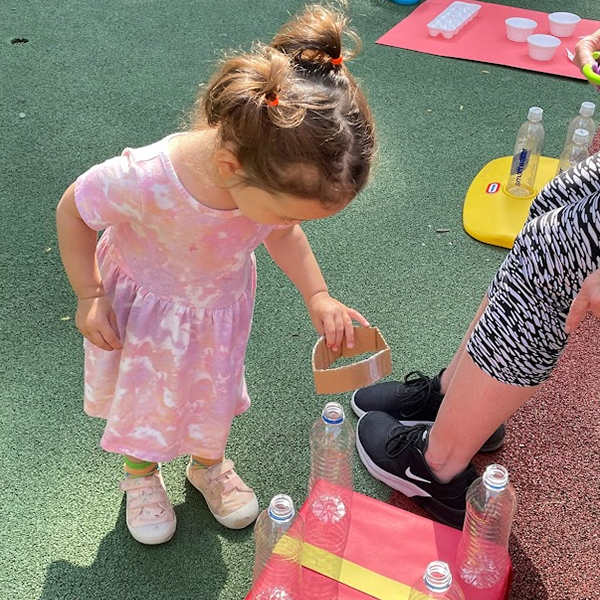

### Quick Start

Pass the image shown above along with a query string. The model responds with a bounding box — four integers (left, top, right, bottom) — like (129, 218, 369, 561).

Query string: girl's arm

(56, 184, 122, 351)
(264, 225, 369, 351)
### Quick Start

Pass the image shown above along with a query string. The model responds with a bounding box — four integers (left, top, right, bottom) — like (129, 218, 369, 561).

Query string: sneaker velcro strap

(218, 474, 248, 495)
(119, 474, 160, 491)
(127, 490, 169, 509)
(128, 502, 175, 528)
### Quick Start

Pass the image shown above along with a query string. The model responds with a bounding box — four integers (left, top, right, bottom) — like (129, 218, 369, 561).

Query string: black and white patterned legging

(466, 151, 600, 386)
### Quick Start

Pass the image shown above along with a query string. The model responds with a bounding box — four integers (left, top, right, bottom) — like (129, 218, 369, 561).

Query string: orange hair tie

(266, 94, 279, 107)
(330, 55, 343, 65)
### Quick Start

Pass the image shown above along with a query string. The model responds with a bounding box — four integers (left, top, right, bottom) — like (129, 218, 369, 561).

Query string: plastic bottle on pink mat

(456, 464, 517, 590)
(303, 402, 355, 600)
(308, 402, 355, 522)
(408, 561, 465, 600)
(555, 128, 590, 177)
(506, 106, 545, 198)
(251, 494, 305, 600)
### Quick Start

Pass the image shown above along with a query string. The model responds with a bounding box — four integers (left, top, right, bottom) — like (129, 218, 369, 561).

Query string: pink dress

(75, 134, 281, 462)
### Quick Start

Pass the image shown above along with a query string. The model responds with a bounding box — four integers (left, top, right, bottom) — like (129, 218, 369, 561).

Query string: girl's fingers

(323, 316, 337, 349)
(332, 315, 344, 351)
(343, 313, 355, 349)
(100, 323, 122, 350)
(107, 311, 123, 350)
(346, 307, 371, 328)
(87, 330, 114, 351)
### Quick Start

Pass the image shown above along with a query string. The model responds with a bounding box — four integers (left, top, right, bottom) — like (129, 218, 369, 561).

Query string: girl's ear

(213, 147, 243, 181)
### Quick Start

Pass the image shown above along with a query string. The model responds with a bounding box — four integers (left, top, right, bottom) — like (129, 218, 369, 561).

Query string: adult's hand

(565, 269, 600, 334)
(573, 29, 600, 70)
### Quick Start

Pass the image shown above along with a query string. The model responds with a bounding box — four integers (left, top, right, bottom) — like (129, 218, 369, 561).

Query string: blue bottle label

(510, 149, 530, 186)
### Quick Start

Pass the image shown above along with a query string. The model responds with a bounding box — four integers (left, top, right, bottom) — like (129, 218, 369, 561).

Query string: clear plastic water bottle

(506, 107, 545, 198)
(563, 102, 596, 151)
(251, 494, 305, 600)
(303, 402, 355, 600)
(308, 402, 354, 523)
(408, 561, 465, 600)
(555, 128, 590, 176)
(456, 464, 517, 590)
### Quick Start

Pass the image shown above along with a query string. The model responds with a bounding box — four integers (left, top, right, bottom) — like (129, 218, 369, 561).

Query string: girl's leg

(187, 452, 259, 530)
(120, 454, 176, 545)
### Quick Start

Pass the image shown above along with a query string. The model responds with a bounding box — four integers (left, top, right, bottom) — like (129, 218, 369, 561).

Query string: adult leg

(357, 174, 600, 527)
(427, 351, 538, 483)
(438, 296, 489, 394)
(351, 295, 506, 453)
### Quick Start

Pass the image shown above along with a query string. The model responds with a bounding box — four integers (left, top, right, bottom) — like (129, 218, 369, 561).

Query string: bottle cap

(580, 101, 596, 117)
(573, 128, 590, 144)
(527, 106, 543, 122)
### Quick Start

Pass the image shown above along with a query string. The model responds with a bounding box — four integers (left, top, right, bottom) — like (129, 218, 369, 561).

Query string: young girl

(56, 4, 376, 545)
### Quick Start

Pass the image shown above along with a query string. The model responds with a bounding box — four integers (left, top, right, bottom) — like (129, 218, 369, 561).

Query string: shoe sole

(351, 391, 505, 453)
(350, 390, 367, 418)
(128, 521, 177, 545)
(356, 422, 465, 529)
(186, 464, 259, 530)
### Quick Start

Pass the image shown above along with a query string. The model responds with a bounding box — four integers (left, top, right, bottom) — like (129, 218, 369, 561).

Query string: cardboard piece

(377, 0, 600, 80)
(312, 327, 391, 394)
(245, 484, 512, 600)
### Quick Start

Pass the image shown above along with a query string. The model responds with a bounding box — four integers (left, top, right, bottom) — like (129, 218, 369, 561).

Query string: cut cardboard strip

(377, 0, 600, 80)
(312, 327, 392, 394)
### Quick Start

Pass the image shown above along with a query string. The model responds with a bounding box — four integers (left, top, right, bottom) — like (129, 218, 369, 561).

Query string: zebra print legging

(466, 150, 600, 386)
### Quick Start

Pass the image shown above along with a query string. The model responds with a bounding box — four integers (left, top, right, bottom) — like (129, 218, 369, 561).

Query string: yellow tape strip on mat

(301, 542, 411, 600)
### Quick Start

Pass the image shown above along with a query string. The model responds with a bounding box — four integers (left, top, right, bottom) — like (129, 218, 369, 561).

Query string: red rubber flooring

(390, 313, 600, 600)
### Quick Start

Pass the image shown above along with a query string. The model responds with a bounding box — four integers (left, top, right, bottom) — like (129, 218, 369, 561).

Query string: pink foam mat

(377, 0, 600, 80)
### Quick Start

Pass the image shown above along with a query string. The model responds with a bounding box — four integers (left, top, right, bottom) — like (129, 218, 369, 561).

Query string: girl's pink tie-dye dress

(74, 134, 281, 462)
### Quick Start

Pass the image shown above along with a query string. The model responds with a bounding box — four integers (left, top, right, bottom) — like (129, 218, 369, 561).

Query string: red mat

(377, 0, 600, 80)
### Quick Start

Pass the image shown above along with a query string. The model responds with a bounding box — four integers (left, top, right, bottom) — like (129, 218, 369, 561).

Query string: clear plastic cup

(527, 34, 561, 61)
(505, 17, 537, 42)
(548, 12, 580, 38)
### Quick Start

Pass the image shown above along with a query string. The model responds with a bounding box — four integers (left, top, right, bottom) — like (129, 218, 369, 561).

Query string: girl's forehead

(275, 194, 344, 220)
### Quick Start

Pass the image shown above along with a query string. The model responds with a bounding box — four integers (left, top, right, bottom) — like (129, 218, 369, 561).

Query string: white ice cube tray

(427, 1, 481, 39)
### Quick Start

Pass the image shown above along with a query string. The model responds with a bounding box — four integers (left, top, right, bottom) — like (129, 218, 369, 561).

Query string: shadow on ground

(39, 485, 232, 600)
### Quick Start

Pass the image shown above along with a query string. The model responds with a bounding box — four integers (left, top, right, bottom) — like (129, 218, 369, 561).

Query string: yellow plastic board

(463, 155, 559, 249)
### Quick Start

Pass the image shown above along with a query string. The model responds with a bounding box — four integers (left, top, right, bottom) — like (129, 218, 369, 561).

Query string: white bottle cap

(527, 106, 543, 122)
(579, 101, 595, 117)
(573, 128, 590, 144)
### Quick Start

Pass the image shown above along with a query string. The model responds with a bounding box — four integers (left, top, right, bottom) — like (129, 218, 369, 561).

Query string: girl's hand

(565, 269, 600, 334)
(76, 295, 123, 351)
(306, 291, 370, 352)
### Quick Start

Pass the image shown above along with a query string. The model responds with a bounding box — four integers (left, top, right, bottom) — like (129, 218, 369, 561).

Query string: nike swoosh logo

(405, 467, 431, 484)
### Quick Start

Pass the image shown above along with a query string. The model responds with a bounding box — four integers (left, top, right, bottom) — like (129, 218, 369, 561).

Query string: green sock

(190, 455, 223, 469)
(123, 457, 159, 477)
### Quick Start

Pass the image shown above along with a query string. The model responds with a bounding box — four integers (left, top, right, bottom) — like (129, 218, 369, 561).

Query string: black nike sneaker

(356, 411, 478, 529)
(351, 370, 505, 453)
